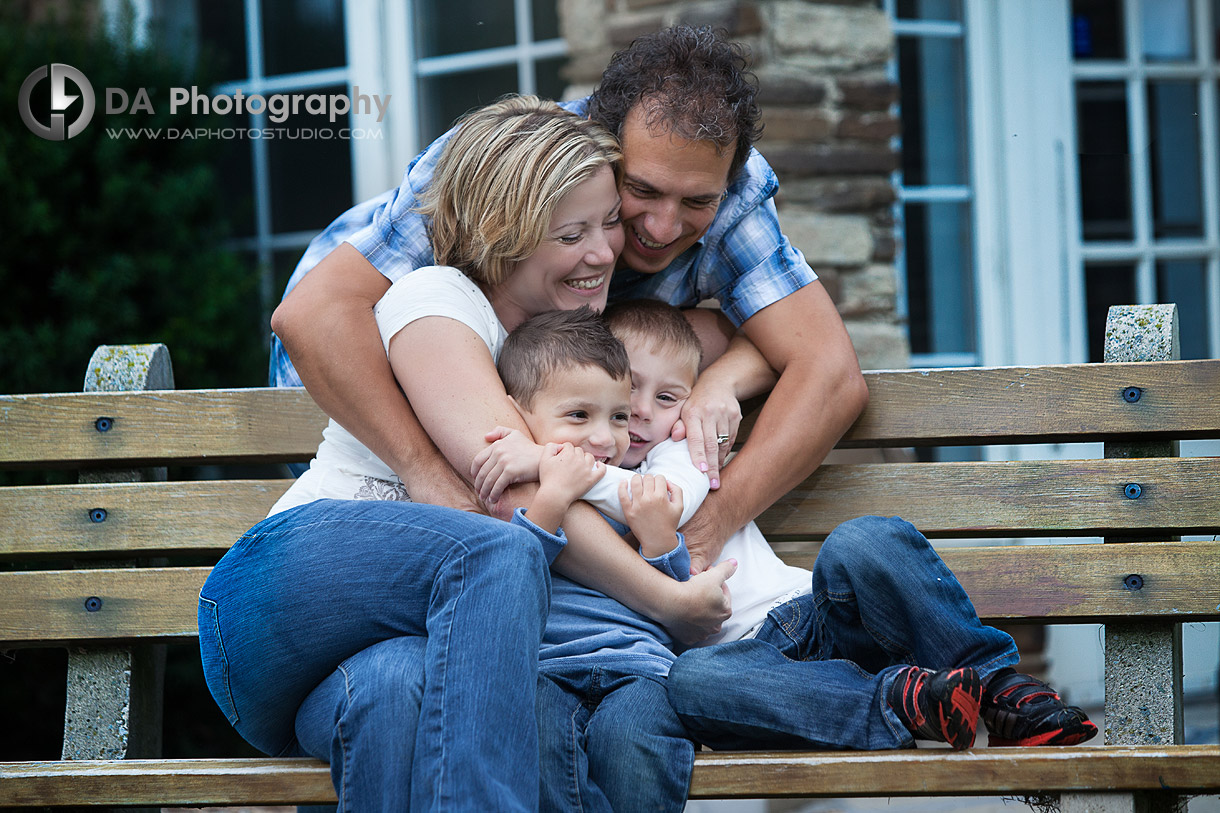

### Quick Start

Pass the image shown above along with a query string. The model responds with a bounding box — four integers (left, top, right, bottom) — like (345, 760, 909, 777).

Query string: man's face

(616, 106, 734, 274)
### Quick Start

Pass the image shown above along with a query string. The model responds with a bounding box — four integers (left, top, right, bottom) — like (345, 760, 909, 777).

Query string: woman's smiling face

(489, 165, 624, 331)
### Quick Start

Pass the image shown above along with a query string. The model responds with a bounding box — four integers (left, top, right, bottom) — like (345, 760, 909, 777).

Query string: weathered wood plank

(773, 541, 1220, 624)
(4, 360, 1218, 469)
(0, 389, 327, 467)
(2, 747, 1219, 806)
(0, 480, 291, 557)
(4, 542, 1216, 645)
(0, 568, 208, 646)
(836, 359, 1220, 447)
(757, 457, 1220, 540)
(687, 745, 1220, 799)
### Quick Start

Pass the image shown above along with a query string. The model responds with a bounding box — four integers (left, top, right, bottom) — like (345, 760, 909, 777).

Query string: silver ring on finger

(716, 434, 730, 445)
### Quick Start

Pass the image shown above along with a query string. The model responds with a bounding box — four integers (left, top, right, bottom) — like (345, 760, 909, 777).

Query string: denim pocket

(197, 595, 241, 726)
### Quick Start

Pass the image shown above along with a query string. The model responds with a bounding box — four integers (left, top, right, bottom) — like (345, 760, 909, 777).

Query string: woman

(200, 97, 631, 811)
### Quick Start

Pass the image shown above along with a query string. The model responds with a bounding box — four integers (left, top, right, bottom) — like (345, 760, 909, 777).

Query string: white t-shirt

(269, 266, 506, 515)
(584, 438, 812, 646)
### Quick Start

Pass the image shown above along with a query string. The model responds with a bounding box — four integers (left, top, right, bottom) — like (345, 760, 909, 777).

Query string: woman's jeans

(668, 515, 1018, 751)
(198, 499, 550, 811)
(536, 662, 693, 813)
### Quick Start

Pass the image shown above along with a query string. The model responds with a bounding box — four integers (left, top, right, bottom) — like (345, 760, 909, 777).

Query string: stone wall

(561, 0, 909, 370)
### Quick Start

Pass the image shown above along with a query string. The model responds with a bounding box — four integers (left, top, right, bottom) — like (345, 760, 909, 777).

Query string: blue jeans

(198, 499, 550, 811)
(537, 661, 693, 812)
(667, 515, 1018, 750)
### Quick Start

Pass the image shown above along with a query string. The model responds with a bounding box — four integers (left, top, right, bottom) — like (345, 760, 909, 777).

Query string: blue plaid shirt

(270, 97, 817, 388)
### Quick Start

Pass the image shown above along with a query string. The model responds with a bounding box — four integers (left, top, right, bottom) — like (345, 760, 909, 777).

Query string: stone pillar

(1099, 305, 1185, 813)
(560, 0, 907, 371)
(63, 344, 172, 783)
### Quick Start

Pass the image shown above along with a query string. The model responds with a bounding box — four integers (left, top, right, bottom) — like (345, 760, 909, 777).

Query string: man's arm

(682, 280, 869, 571)
(270, 243, 482, 511)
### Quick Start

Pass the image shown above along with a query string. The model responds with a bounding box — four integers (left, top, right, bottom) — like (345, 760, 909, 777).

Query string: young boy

(490, 306, 698, 813)
(486, 300, 1098, 756)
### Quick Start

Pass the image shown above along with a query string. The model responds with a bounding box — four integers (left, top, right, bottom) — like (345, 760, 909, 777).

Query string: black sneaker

(889, 666, 982, 750)
(981, 668, 1099, 747)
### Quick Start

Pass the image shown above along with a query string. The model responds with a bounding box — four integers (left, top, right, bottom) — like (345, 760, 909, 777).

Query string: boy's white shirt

(582, 437, 812, 646)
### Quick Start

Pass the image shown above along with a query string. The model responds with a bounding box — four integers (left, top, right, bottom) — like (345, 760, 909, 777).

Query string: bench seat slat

(3, 747, 1219, 806)
(758, 457, 1220, 539)
(4, 541, 1217, 645)
(0, 480, 291, 557)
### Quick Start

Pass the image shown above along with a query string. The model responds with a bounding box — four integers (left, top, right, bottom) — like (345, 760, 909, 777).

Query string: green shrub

(0, 5, 264, 396)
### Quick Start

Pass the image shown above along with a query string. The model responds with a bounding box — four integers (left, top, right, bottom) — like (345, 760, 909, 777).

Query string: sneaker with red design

(981, 668, 1099, 747)
(889, 666, 983, 750)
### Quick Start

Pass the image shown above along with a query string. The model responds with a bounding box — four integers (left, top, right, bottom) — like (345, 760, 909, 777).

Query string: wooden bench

(2, 303, 1218, 811)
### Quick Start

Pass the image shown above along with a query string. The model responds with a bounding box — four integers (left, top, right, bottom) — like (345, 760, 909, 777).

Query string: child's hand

(471, 426, 544, 504)
(619, 474, 684, 559)
(526, 443, 606, 534)
(538, 442, 606, 505)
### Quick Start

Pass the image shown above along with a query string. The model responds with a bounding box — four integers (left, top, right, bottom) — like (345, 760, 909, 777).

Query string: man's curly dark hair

(587, 25, 763, 182)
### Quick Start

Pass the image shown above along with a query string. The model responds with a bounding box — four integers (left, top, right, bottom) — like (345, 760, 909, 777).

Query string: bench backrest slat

(4, 359, 1218, 469)
(758, 457, 1220, 539)
(837, 359, 1220, 447)
(0, 389, 326, 467)
(4, 540, 1216, 646)
(0, 480, 290, 557)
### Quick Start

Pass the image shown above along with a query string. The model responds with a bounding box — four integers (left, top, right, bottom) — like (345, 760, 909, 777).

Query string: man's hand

(471, 426, 545, 503)
(655, 558, 737, 646)
(619, 474, 684, 558)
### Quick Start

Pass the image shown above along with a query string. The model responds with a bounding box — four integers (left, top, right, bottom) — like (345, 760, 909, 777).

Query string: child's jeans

(668, 515, 1018, 750)
(537, 660, 693, 812)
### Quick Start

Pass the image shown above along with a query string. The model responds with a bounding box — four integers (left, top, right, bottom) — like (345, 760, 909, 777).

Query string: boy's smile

(516, 364, 632, 466)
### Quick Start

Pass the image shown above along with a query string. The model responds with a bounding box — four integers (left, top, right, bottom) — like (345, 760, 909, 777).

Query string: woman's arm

(271, 244, 480, 511)
(388, 316, 735, 644)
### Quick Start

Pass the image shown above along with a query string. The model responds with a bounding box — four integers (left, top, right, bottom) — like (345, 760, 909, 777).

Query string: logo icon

(19, 63, 96, 140)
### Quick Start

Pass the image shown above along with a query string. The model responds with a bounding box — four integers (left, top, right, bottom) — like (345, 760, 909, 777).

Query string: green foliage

(0, 6, 265, 395)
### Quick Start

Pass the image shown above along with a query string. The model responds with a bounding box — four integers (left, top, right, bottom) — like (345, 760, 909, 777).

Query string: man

(270, 25, 867, 640)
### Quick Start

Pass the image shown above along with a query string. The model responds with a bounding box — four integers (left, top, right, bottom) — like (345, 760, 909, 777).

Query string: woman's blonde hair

(419, 95, 623, 287)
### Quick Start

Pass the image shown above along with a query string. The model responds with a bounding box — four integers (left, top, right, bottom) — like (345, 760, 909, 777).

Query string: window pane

(196, 0, 248, 82)
(1077, 81, 1132, 240)
(261, 0, 346, 76)
(415, 0, 515, 58)
(1071, 0, 1125, 59)
(1141, 0, 1194, 61)
(532, 0, 560, 41)
(1148, 81, 1203, 238)
(897, 35, 967, 186)
(1156, 260, 1209, 359)
(903, 202, 975, 355)
(1085, 264, 1136, 361)
(418, 65, 519, 143)
(265, 86, 354, 233)
(535, 56, 567, 101)
(896, 0, 962, 21)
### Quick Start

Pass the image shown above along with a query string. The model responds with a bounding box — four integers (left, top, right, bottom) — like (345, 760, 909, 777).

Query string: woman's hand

(471, 426, 546, 504)
(672, 379, 743, 491)
(619, 474, 684, 559)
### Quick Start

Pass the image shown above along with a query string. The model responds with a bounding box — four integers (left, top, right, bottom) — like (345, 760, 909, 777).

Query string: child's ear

(507, 394, 527, 419)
